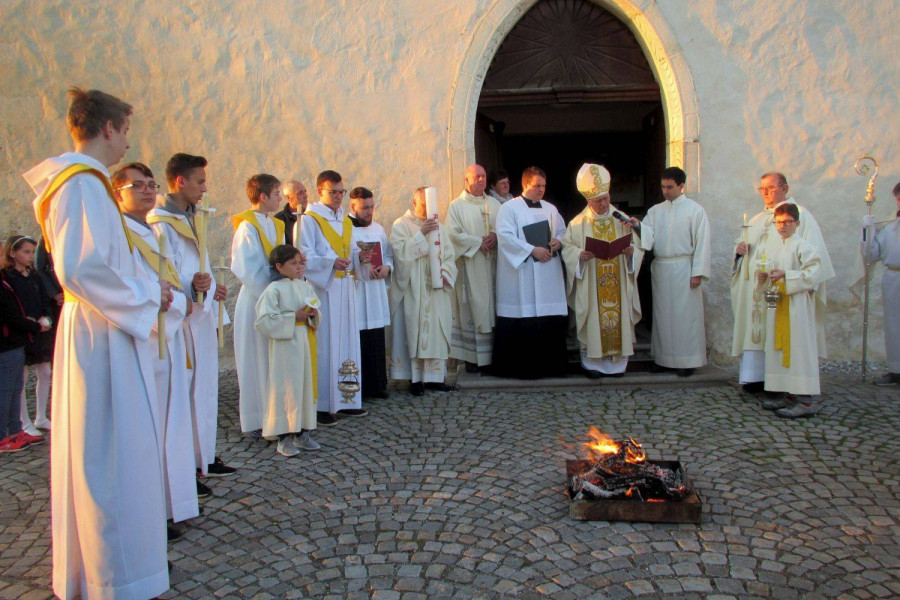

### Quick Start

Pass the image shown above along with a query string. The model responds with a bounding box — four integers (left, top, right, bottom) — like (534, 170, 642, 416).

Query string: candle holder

(337, 359, 360, 405)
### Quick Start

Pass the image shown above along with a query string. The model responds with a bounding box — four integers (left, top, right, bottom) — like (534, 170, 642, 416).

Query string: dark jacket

(0, 271, 42, 354)
(273, 203, 298, 246)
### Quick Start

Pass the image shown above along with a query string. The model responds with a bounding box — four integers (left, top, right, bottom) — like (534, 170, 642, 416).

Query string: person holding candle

(389, 187, 458, 395)
(492, 166, 568, 379)
(562, 164, 643, 378)
(730, 172, 833, 395)
(349, 187, 393, 400)
(25, 87, 172, 600)
(298, 170, 367, 422)
(231, 174, 286, 437)
(447, 163, 501, 373)
(113, 162, 199, 533)
(274, 179, 309, 246)
(150, 153, 235, 491)
(755, 203, 825, 418)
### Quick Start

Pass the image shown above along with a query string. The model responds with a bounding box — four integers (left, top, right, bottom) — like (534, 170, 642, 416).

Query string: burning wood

(569, 428, 692, 502)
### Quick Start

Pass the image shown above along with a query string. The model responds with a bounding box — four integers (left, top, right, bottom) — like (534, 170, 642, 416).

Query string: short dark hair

(349, 187, 373, 200)
(66, 87, 133, 141)
(269, 244, 301, 269)
(316, 170, 342, 189)
(247, 174, 281, 204)
(488, 169, 509, 188)
(521, 166, 546, 188)
(761, 172, 788, 187)
(893, 181, 900, 198)
(774, 203, 800, 221)
(165, 153, 208, 185)
(661, 166, 686, 186)
(111, 162, 154, 190)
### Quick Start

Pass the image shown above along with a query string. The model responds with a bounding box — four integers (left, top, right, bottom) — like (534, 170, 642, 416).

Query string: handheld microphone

(612, 210, 641, 235)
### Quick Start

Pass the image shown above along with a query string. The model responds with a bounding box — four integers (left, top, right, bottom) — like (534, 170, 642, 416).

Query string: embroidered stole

(590, 216, 622, 356)
(232, 210, 285, 259)
(773, 279, 791, 368)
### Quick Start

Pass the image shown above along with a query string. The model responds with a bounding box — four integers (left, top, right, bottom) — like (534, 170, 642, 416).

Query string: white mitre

(576, 163, 611, 199)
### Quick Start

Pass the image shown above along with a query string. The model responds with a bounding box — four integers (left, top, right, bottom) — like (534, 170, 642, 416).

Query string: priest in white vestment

(635, 166, 711, 376)
(731, 172, 834, 392)
(859, 184, 900, 385)
(562, 164, 643, 377)
(231, 174, 285, 433)
(149, 153, 234, 480)
(756, 203, 825, 418)
(389, 187, 458, 395)
(114, 162, 199, 524)
(349, 187, 393, 400)
(26, 88, 170, 600)
(297, 170, 366, 423)
(447, 164, 501, 371)
(493, 166, 569, 379)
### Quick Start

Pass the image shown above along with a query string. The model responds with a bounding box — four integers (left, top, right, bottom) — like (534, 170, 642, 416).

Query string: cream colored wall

(1, 0, 896, 363)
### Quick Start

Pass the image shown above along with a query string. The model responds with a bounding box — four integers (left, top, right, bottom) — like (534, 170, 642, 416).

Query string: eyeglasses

(322, 188, 346, 197)
(117, 181, 161, 192)
(757, 186, 783, 194)
(773, 219, 797, 225)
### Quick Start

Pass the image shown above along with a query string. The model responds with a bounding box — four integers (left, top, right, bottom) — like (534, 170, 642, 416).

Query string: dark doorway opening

(474, 0, 666, 339)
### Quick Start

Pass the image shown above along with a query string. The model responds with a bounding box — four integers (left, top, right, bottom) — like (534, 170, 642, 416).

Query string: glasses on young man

(117, 181, 161, 192)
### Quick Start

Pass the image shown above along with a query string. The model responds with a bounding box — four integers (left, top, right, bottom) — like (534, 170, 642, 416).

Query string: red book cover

(370, 241, 383, 268)
(584, 233, 632, 260)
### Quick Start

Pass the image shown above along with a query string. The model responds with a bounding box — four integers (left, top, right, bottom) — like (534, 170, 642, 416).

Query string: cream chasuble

(254, 278, 320, 436)
(231, 212, 283, 432)
(389, 210, 458, 382)
(446, 190, 501, 366)
(126, 216, 198, 523)
(760, 235, 823, 395)
(26, 153, 169, 600)
(149, 199, 227, 474)
(298, 203, 363, 412)
(640, 194, 711, 369)
(562, 207, 643, 373)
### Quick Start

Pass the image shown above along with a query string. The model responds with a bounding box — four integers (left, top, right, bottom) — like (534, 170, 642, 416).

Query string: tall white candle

(157, 230, 167, 360)
(424, 187, 442, 288)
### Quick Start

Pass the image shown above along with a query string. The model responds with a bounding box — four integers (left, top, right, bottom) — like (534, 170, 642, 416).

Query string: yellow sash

(37, 163, 134, 254)
(131, 233, 182, 287)
(590, 217, 622, 356)
(306, 211, 354, 278)
(773, 279, 791, 368)
(146, 214, 198, 247)
(232, 210, 284, 259)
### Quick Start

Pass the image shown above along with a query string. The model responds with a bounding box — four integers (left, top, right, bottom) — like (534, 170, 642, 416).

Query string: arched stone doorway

(476, 0, 663, 222)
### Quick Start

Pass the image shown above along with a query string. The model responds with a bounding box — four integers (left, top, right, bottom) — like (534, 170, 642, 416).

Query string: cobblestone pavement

(2, 370, 898, 600)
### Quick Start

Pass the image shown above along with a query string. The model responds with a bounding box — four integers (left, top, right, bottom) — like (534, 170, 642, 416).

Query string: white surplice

(446, 191, 501, 366)
(389, 210, 457, 382)
(639, 194, 711, 369)
(149, 198, 227, 474)
(731, 199, 834, 383)
(25, 153, 169, 600)
(126, 216, 198, 523)
(562, 207, 643, 374)
(761, 235, 823, 395)
(351, 218, 392, 330)
(861, 218, 900, 372)
(254, 277, 320, 436)
(231, 214, 281, 432)
(495, 197, 568, 318)
(298, 203, 363, 412)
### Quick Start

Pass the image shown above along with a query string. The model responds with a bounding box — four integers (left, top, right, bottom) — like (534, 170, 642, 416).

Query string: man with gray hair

(275, 179, 308, 246)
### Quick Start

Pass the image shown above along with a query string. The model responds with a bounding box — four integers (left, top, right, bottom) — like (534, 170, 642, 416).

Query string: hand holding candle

(157, 230, 167, 360)
(424, 187, 442, 289)
(741, 213, 750, 280)
(216, 257, 226, 349)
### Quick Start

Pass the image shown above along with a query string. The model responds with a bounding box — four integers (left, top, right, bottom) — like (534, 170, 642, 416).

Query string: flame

(584, 426, 619, 456)
(624, 438, 647, 464)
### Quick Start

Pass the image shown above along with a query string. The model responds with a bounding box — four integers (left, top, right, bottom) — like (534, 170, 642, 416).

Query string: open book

(585, 232, 632, 260)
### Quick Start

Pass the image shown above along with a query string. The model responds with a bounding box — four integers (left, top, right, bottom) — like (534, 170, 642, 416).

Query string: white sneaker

(297, 431, 320, 451)
(34, 419, 51, 430)
(22, 424, 42, 437)
(776, 401, 820, 419)
(276, 436, 300, 457)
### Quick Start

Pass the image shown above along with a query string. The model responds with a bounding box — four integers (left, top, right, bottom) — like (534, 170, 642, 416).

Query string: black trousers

(359, 327, 387, 397)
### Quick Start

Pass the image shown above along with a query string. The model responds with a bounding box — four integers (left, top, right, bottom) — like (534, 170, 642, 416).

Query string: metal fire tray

(566, 459, 702, 524)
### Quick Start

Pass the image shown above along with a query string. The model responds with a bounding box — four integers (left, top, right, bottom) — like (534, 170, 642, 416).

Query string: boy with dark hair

(232, 173, 286, 438)
(25, 87, 171, 600)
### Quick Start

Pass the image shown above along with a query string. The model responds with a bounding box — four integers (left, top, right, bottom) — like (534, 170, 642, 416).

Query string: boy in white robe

(255, 245, 320, 456)
(756, 203, 824, 418)
(231, 174, 285, 435)
(113, 162, 199, 529)
(26, 87, 171, 600)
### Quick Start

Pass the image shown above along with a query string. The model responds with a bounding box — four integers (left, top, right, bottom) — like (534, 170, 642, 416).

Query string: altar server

(25, 87, 170, 600)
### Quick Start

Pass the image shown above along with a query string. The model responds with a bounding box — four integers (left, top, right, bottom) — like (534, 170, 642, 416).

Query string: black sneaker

(317, 412, 339, 426)
(196, 479, 212, 499)
(336, 408, 368, 418)
(203, 456, 236, 478)
(409, 382, 425, 396)
(677, 368, 695, 378)
(424, 382, 455, 392)
(167, 526, 183, 543)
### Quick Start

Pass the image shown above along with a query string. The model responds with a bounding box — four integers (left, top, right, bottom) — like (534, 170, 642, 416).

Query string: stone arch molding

(447, 0, 700, 194)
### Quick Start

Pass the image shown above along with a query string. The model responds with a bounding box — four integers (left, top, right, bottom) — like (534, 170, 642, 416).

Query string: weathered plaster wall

(0, 0, 896, 363)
